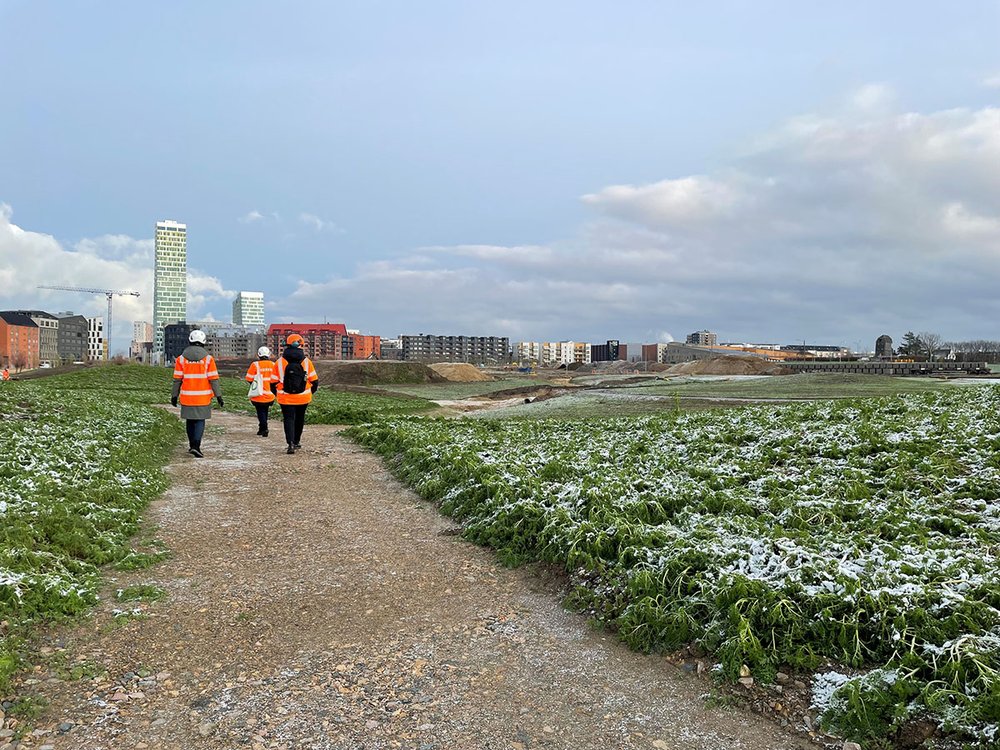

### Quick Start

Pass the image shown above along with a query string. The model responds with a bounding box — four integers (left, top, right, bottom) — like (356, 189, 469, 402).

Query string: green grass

(115, 584, 166, 602)
(349, 386, 1000, 746)
(0, 375, 181, 691)
(622, 373, 954, 400)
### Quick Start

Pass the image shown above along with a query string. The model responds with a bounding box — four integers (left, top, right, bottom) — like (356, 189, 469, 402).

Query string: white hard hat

(189, 329, 207, 344)
(257, 346, 271, 358)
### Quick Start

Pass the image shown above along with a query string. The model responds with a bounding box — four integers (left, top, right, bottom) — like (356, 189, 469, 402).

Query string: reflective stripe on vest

(274, 356, 317, 405)
(247, 360, 276, 403)
(176, 355, 218, 407)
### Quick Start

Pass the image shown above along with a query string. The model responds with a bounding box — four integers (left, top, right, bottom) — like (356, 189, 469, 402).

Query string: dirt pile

(428, 362, 494, 382)
(667, 356, 792, 376)
(314, 361, 447, 386)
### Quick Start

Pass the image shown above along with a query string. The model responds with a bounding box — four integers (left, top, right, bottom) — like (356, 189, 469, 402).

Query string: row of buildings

(0, 311, 105, 370)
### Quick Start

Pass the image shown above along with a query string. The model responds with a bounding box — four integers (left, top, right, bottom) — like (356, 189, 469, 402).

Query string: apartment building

(56, 313, 88, 363)
(641, 343, 671, 363)
(685, 330, 718, 346)
(515, 341, 541, 364)
(590, 340, 627, 362)
(88, 317, 105, 361)
(233, 291, 265, 327)
(400, 334, 510, 365)
(13, 310, 59, 365)
(131, 321, 154, 362)
(0, 312, 40, 370)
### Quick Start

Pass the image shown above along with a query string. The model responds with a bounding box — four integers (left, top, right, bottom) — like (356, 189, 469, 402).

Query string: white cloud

(298, 212, 342, 233)
(0, 206, 234, 354)
(238, 210, 264, 224)
(270, 89, 1000, 343)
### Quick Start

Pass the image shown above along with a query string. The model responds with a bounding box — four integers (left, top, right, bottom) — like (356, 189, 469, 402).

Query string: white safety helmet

(257, 346, 271, 358)
(189, 329, 207, 344)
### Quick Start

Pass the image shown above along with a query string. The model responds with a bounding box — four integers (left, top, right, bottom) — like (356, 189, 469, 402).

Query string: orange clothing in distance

(245, 359, 276, 404)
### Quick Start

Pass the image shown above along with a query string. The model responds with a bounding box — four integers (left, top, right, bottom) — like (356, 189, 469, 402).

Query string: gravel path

(13, 411, 812, 750)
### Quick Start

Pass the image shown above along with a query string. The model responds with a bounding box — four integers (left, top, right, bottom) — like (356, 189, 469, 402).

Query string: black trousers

(185, 419, 206, 448)
(280, 404, 308, 446)
(253, 401, 272, 430)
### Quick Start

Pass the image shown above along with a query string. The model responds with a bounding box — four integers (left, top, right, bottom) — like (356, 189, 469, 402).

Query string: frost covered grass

(0, 377, 180, 690)
(628, 372, 952, 400)
(35, 363, 435, 423)
(349, 387, 1000, 746)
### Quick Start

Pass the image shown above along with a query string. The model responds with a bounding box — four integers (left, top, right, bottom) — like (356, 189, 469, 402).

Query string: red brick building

(267, 324, 380, 361)
(0, 312, 40, 371)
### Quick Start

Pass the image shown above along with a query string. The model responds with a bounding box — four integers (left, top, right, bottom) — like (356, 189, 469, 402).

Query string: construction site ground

(10, 410, 813, 750)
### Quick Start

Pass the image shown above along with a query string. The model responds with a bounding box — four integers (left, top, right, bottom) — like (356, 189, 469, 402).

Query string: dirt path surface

(16, 411, 812, 750)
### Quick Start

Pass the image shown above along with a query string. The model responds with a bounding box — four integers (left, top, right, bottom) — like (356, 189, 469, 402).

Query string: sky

(1, 1, 999, 355)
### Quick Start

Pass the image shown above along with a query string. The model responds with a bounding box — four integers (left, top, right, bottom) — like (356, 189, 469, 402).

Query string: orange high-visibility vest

(245, 359, 276, 404)
(272, 356, 318, 405)
(173, 355, 220, 407)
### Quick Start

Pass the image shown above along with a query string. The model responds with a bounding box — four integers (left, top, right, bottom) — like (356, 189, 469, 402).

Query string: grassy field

(0, 364, 433, 693)
(350, 386, 1000, 746)
(623, 372, 955, 400)
(0, 377, 180, 691)
(31, 364, 435, 423)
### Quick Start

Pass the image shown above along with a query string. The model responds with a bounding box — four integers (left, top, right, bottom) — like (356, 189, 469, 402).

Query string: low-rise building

(56, 313, 88, 364)
(686, 330, 718, 347)
(88, 317, 105, 361)
(590, 340, 626, 362)
(0, 312, 40, 370)
(267, 323, 348, 359)
(401, 334, 510, 364)
(131, 321, 154, 362)
(13, 310, 59, 366)
(515, 341, 541, 365)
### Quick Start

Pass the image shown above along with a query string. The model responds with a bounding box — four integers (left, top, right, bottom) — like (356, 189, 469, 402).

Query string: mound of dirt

(428, 363, 494, 382)
(666, 356, 792, 376)
(315, 361, 447, 386)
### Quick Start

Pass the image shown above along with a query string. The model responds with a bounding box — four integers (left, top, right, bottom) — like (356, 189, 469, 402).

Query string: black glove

(310, 381, 318, 394)
(217, 396, 225, 408)
(170, 396, 178, 407)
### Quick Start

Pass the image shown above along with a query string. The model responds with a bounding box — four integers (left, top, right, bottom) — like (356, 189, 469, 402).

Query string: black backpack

(283, 360, 307, 394)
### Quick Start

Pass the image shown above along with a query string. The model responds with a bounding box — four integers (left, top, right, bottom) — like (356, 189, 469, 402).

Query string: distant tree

(12, 353, 26, 373)
(918, 332, 945, 361)
(898, 331, 924, 357)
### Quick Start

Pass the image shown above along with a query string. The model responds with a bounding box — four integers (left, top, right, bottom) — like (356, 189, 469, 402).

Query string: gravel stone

(5, 412, 813, 749)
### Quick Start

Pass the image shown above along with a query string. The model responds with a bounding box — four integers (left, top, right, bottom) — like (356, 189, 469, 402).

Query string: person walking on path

(272, 334, 318, 455)
(245, 346, 277, 436)
(1, 367, 9, 382)
(171, 329, 223, 458)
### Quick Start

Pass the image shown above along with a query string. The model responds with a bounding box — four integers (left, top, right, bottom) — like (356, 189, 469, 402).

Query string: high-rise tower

(233, 291, 265, 328)
(153, 220, 187, 359)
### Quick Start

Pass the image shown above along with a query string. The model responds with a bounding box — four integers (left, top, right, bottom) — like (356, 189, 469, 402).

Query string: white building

(87, 317, 105, 361)
(153, 220, 187, 360)
(515, 341, 541, 364)
(232, 291, 265, 328)
(130, 321, 154, 362)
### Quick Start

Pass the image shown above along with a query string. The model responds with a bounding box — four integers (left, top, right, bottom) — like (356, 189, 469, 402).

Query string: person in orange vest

(170, 329, 223, 458)
(271, 333, 319, 455)
(245, 345, 277, 436)
(1, 367, 9, 382)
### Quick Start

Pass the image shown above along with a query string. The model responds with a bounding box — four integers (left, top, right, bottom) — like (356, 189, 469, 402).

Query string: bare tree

(918, 332, 945, 361)
(12, 354, 26, 373)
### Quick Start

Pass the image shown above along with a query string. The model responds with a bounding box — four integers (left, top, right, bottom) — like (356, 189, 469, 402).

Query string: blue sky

(2, 1, 1000, 353)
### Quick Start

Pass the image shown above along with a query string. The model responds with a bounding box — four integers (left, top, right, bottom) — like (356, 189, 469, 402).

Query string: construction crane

(37, 285, 141, 361)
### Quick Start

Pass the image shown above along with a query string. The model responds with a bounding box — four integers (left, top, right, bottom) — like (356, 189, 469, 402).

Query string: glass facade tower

(153, 220, 187, 359)
(232, 291, 265, 328)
